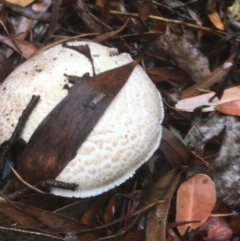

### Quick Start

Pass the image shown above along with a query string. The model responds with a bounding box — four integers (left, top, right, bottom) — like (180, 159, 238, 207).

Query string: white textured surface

(0, 41, 164, 197)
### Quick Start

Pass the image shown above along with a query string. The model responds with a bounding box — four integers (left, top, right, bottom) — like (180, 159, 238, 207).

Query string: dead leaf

(147, 66, 192, 85)
(0, 226, 62, 241)
(0, 197, 100, 240)
(176, 174, 216, 235)
(208, 11, 224, 30)
(207, 0, 224, 30)
(6, 0, 35, 7)
(113, 170, 181, 241)
(180, 53, 235, 99)
(160, 127, 191, 167)
(216, 99, 240, 116)
(80, 193, 110, 225)
(0, 35, 38, 59)
(103, 195, 116, 224)
(145, 169, 182, 241)
(176, 85, 240, 112)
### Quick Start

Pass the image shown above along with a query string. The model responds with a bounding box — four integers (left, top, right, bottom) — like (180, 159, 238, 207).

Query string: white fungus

(0, 41, 164, 197)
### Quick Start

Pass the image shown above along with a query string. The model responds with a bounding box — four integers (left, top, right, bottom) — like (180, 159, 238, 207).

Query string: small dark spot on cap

(202, 179, 208, 184)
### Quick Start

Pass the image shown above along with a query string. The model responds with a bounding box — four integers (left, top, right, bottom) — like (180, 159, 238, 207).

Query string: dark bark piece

(16, 60, 138, 187)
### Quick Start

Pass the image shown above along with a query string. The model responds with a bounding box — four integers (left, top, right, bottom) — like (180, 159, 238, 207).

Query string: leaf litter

(0, 0, 240, 240)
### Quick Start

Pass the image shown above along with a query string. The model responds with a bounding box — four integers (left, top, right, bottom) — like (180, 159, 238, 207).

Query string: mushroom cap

(0, 41, 164, 197)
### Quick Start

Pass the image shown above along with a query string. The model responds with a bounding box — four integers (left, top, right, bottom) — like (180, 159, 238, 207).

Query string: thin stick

(8, 95, 40, 145)
(109, 10, 225, 35)
(11, 166, 46, 194)
(0, 95, 40, 164)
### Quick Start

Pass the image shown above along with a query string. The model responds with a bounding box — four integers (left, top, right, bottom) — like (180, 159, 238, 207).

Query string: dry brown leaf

(80, 193, 110, 225)
(6, 0, 35, 7)
(160, 127, 191, 167)
(103, 195, 116, 224)
(208, 11, 224, 30)
(0, 197, 100, 240)
(145, 169, 182, 241)
(176, 174, 216, 236)
(147, 66, 192, 84)
(0, 35, 38, 59)
(216, 99, 240, 116)
(176, 85, 240, 112)
(180, 53, 235, 99)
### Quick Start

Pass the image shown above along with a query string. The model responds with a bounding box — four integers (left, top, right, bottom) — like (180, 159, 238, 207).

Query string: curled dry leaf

(216, 99, 240, 116)
(176, 174, 216, 236)
(180, 53, 235, 99)
(175, 85, 240, 112)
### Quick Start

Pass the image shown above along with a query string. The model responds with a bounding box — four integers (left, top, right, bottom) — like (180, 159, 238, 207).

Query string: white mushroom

(0, 41, 164, 198)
